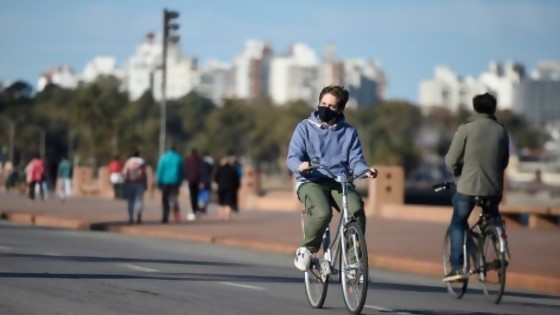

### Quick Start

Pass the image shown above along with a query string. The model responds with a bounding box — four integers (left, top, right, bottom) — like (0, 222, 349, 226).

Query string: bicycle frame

(301, 169, 369, 281)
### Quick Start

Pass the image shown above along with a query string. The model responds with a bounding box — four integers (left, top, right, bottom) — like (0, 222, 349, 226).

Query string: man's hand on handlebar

(298, 161, 311, 172)
(366, 167, 378, 179)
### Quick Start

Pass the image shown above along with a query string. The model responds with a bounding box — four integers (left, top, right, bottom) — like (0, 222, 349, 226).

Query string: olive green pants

(298, 180, 366, 253)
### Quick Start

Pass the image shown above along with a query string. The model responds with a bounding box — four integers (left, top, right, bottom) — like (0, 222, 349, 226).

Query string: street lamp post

(159, 8, 180, 157)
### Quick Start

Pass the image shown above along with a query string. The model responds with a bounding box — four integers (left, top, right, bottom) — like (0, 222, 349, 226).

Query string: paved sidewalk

(1, 193, 559, 296)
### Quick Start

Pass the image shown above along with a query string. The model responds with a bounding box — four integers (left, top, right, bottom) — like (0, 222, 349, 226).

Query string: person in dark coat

(214, 156, 240, 220)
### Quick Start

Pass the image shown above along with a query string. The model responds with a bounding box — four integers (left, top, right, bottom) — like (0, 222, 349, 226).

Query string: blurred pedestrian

(198, 153, 214, 214)
(108, 155, 124, 199)
(214, 156, 240, 220)
(41, 159, 51, 200)
(184, 148, 203, 216)
(122, 149, 147, 224)
(57, 155, 73, 201)
(156, 143, 184, 223)
(25, 153, 45, 201)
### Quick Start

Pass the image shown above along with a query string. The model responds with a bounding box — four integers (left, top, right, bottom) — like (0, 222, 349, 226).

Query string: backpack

(126, 163, 146, 182)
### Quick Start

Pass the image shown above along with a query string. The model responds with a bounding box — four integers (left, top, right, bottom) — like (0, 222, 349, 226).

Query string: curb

(1, 210, 559, 296)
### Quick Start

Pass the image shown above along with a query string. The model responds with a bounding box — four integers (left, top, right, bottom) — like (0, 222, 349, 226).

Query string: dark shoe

(128, 218, 134, 225)
(161, 218, 168, 224)
(443, 270, 467, 282)
(136, 213, 142, 224)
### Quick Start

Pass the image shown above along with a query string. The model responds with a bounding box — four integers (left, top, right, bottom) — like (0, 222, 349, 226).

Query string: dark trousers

(28, 181, 44, 200)
(113, 183, 124, 199)
(188, 181, 200, 213)
(161, 184, 180, 223)
(449, 192, 502, 269)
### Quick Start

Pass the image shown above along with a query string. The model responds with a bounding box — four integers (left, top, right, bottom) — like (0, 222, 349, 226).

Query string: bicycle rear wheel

(480, 226, 507, 304)
(442, 232, 469, 298)
(304, 259, 328, 308)
(340, 222, 368, 315)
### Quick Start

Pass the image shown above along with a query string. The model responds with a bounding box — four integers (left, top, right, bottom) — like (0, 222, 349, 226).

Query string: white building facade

(37, 65, 79, 92)
(419, 61, 560, 125)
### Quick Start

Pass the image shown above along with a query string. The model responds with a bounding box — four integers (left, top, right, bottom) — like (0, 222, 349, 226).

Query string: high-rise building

(419, 60, 560, 125)
(269, 43, 319, 105)
(197, 60, 234, 106)
(518, 61, 560, 125)
(232, 40, 273, 100)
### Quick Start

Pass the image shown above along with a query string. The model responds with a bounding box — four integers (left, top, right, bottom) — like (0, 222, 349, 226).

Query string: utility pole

(159, 8, 180, 157)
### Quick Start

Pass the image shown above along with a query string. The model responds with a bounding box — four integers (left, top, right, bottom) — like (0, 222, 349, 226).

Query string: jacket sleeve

(502, 129, 510, 170)
(156, 157, 164, 185)
(286, 122, 307, 174)
(348, 129, 370, 176)
(445, 125, 467, 176)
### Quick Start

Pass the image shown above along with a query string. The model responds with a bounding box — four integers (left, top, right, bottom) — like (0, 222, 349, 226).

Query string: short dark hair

(473, 93, 497, 114)
(131, 150, 140, 158)
(319, 85, 350, 110)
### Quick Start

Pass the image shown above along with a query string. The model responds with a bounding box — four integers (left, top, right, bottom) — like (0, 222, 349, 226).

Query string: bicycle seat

(473, 196, 493, 208)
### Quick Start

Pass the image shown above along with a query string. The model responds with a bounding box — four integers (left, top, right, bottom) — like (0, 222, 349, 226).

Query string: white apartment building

(121, 33, 162, 101)
(269, 43, 319, 105)
(342, 58, 385, 108)
(419, 61, 524, 112)
(419, 61, 559, 125)
(232, 40, 273, 100)
(518, 61, 560, 125)
(37, 65, 79, 92)
(152, 55, 199, 101)
(81, 57, 119, 83)
(197, 60, 233, 106)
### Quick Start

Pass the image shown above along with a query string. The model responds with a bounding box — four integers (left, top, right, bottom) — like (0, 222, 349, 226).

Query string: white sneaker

(294, 247, 312, 271)
(186, 213, 196, 221)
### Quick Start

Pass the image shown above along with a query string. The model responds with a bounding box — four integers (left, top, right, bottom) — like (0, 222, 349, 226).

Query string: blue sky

(1, 0, 559, 102)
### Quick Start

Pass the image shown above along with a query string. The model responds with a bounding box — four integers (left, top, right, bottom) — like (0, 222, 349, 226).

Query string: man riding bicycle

(443, 92, 510, 282)
(286, 85, 378, 272)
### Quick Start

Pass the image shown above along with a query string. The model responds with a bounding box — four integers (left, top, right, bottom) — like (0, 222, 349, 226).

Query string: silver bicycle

(434, 182, 510, 304)
(300, 161, 372, 314)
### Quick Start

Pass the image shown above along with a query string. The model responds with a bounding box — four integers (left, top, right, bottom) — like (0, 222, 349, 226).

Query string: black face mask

(317, 106, 338, 122)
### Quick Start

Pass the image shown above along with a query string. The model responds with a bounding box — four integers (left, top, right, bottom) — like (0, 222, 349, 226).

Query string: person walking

(122, 150, 147, 224)
(108, 156, 124, 199)
(184, 148, 203, 216)
(25, 153, 45, 201)
(156, 144, 184, 224)
(214, 156, 241, 220)
(57, 156, 72, 201)
(198, 153, 214, 214)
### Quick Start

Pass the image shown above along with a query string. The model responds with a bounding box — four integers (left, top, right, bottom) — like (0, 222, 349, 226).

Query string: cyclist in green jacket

(443, 92, 510, 282)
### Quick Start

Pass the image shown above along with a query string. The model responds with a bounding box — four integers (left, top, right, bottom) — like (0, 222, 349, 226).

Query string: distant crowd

(0, 145, 243, 225)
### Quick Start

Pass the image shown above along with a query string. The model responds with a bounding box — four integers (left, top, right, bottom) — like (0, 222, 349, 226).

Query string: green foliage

(0, 80, 546, 176)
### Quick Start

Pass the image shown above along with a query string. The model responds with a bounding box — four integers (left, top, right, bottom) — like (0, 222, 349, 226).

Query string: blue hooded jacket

(286, 111, 370, 187)
(156, 149, 184, 186)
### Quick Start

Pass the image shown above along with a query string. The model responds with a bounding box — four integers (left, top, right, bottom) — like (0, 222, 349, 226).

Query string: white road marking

(365, 304, 415, 314)
(44, 252, 62, 256)
(219, 282, 266, 291)
(120, 263, 160, 273)
(0, 246, 12, 251)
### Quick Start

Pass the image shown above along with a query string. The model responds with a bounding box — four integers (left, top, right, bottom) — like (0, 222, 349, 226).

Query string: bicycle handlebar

(305, 164, 372, 183)
(432, 181, 455, 192)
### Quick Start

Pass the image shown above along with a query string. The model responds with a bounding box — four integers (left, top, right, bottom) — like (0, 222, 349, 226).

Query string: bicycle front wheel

(480, 226, 507, 304)
(340, 222, 368, 314)
(304, 260, 328, 308)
